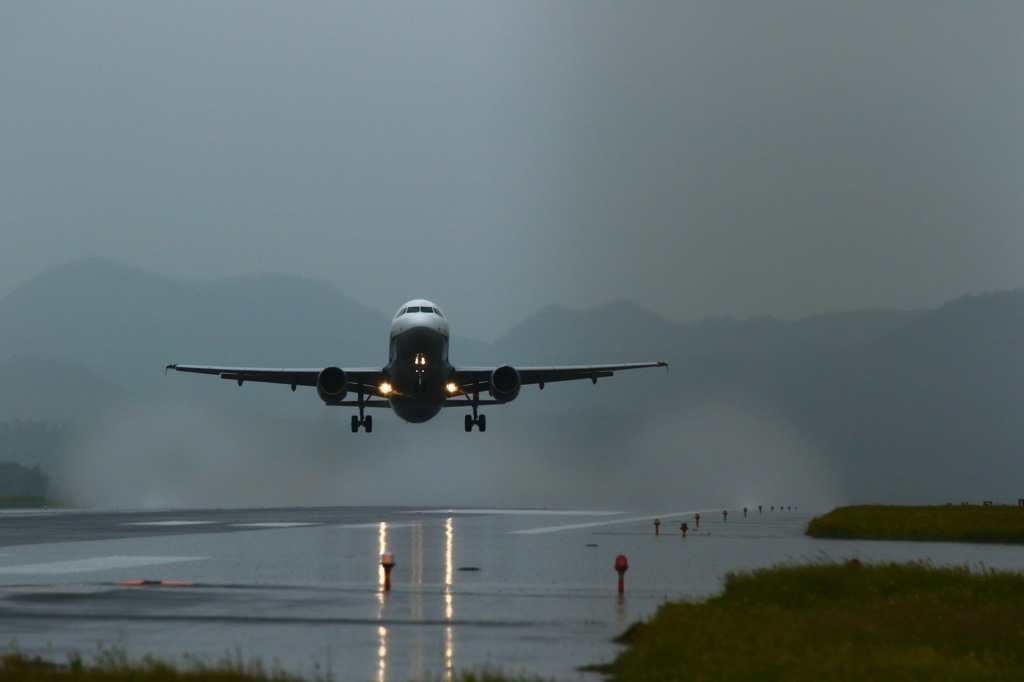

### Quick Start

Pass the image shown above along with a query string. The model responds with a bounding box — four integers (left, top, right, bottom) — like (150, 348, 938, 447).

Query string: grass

(0, 652, 305, 682)
(806, 504, 1024, 543)
(0, 496, 52, 509)
(0, 648, 548, 682)
(593, 561, 1024, 681)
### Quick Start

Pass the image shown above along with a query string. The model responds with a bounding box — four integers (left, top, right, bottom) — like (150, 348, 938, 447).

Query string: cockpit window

(398, 305, 444, 317)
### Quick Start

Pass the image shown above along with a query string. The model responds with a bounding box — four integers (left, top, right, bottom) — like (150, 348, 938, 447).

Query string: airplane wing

(164, 364, 391, 405)
(447, 361, 668, 401)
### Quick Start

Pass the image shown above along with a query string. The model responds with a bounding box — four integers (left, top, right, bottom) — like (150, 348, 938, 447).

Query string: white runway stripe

(404, 509, 623, 516)
(123, 521, 219, 527)
(0, 556, 205, 575)
(232, 522, 319, 528)
(512, 511, 702, 535)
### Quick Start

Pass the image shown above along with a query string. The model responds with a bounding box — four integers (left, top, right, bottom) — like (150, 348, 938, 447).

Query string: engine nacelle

(489, 365, 521, 403)
(316, 366, 348, 404)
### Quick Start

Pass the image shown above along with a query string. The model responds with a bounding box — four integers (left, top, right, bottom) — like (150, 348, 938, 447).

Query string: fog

(56, 392, 840, 512)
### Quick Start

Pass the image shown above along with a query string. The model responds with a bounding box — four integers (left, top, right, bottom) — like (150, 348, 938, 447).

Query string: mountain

(496, 291, 1023, 505)
(492, 301, 683, 365)
(811, 292, 1024, 501)
(0, 258, 1021, 509)
(0, 259, 390, 383)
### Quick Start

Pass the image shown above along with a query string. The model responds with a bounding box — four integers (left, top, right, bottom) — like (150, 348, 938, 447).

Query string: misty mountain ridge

(0, 259, 1017, 384)
(0, 258, 929, 374)
(0, 258, 389, 380)
(0, 258, 1021, 508)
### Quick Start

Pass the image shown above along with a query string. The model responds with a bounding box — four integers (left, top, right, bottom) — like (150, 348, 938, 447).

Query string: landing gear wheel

(465, 415, 473, 432)
(352, 414, 372, 432)
(478, 414, 486, 432)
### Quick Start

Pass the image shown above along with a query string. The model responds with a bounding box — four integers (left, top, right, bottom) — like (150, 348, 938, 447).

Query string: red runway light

(615, 554, 629, 596)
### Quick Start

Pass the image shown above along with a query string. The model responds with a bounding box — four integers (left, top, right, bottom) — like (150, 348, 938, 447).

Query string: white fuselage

(385, 299, 454, 423)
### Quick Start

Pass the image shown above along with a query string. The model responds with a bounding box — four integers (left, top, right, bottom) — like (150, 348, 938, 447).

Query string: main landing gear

(465, 413, 486, 432)
(351, 414, 372, 433)
(351, 386, 372, 432)
(464, 392, 486, 432)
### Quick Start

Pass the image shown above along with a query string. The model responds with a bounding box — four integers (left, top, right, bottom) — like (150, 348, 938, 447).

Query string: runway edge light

(615, 554, 629, 596)
(381, 553, 395, 591)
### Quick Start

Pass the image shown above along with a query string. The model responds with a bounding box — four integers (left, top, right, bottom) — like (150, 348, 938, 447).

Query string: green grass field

(593, 561, 1024, 681)
(0, 652, 548, 682)
(0, 639, 555, 682)
(806, 504, 1024, 543)
(0, 496, 51, 509)
(0, 653, 302, 682)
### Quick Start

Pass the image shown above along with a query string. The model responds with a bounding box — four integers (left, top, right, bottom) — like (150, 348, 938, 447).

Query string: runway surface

(2, 505, 1024, 681)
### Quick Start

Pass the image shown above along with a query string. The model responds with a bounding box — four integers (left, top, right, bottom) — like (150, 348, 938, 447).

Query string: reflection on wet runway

(375, 515, 458, 680)
(445, 517, 455, 677)
(377, 520, 387, 682)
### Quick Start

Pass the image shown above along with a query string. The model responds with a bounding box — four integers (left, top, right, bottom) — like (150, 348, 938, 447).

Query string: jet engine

(488, 365, 521, 403)
(316, 366, 349, 404)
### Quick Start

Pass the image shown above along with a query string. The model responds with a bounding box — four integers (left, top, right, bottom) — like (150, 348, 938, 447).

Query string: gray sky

(4, 1, 1023, 341)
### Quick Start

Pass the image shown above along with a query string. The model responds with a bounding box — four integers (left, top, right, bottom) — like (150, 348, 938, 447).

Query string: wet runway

(2, 505, 1024, 681)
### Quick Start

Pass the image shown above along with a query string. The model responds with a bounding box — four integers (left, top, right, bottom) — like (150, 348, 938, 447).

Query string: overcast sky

(3, 2, 1023, 340)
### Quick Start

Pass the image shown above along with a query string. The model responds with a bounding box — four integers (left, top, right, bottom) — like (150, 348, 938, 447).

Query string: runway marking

(337, 522, 417, 530)
(124, 521, 219, 527)
(512, 512, 700, 535)
(0, 556, 205, 575)
(232, 522, 319, 528)
(123, 520, 220, 524)
(405, 509, 623, 517)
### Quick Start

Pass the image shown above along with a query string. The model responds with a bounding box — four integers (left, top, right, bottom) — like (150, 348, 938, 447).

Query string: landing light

(446, 382, 459, 394)
(380, 382, 393, 395)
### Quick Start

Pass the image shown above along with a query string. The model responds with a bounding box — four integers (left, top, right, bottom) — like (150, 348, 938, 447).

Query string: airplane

(166, 299, 667, 433)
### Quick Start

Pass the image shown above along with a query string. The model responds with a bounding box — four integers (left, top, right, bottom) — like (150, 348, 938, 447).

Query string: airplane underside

(391, 401, 445, 425)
